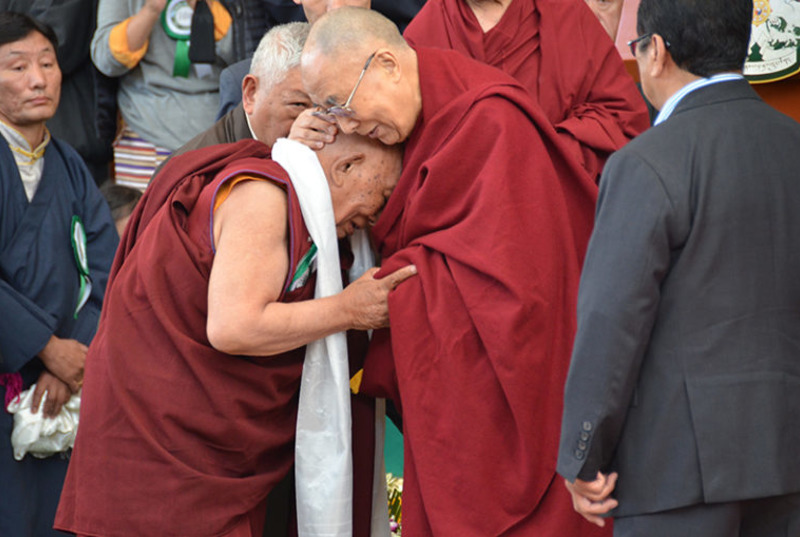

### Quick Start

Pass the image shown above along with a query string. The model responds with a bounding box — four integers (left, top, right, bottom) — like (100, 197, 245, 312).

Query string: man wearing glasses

(302, 7, 605, 537)
(557, 0, 800, 535)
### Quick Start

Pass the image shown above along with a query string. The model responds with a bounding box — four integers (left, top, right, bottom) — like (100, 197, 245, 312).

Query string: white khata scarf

(271, 138, 389, 537)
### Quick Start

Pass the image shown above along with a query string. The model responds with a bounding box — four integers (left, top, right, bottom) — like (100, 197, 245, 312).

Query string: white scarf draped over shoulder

(272, 138, 388, 537)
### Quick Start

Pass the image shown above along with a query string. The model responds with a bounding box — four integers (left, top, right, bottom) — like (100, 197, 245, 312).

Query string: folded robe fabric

(360, 48, 607, 536)
(404, 0, 650, 179)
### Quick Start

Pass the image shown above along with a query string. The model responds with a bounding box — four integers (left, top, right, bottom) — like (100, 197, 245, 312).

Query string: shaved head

(301, 7, 422, 146)
(304, 7, 408, 63)
(316, 131, 400, 168)
(314, 132, 403, 238)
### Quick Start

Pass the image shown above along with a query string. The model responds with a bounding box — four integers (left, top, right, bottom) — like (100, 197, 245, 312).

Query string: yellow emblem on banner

(753, 0, 771, 27)
(745, 0, 800, 83)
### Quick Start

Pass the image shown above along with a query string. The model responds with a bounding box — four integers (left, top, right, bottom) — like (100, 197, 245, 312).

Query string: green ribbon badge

(161, 0, 194, 78)
(70, 215, 92, 319)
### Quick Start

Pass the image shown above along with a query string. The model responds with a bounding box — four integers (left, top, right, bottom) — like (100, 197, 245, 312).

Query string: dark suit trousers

(614, 493, 800, 537)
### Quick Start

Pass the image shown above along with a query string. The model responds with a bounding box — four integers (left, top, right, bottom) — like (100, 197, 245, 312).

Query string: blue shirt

(654, 73, 746, 125)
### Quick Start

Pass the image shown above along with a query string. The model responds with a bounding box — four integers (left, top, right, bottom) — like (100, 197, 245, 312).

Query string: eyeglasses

(627, 33, 671, 57)
(318, 51, 377, 118)
(627, 33, 652, 56)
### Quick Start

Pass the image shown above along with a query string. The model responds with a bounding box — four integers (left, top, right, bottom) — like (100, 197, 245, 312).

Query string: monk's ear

(373, 49, 402, 83)
(331, 153, 364, 188)
(242, 74, 258, 115)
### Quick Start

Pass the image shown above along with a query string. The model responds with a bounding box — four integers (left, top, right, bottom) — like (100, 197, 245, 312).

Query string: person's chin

(377, 129, 400, 146)
(23, 104, 57, 123)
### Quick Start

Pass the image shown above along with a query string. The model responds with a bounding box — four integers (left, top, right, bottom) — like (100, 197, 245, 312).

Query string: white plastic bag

(5, 384, 81, 461)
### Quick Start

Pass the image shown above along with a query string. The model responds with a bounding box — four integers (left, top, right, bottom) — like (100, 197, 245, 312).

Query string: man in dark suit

(557, 0, 800, 535)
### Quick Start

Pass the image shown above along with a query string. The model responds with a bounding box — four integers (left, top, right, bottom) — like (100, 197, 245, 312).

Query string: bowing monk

(302, 7, 607, 536)
(54, 134, 416, 537)
(403, 0, 649, 180)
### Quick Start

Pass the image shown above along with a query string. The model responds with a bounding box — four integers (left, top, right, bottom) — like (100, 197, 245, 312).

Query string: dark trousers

(614, 493, 800, 537)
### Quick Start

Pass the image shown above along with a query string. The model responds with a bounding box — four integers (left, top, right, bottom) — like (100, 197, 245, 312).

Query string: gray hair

(249, 22, 310, 92)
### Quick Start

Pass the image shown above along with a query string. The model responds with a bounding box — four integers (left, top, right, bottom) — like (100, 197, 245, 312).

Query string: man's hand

(288, 108, 338, 150)
(341, 265, 418, 330)
(585, 0, 625, 42)
(31, 371, 72, 418)
(563, 472, 619, 527)
(38, 335, 87, 393)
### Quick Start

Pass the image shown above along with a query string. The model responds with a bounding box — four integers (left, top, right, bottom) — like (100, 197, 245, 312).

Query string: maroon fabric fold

(360, 48, 608, 536)
(404, 0, 650, 178)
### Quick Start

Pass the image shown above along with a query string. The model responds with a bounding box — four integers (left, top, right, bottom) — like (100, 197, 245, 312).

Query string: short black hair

(0, 11, 59, 51)
(636, 0, 752, 77)
(100, 182, 143, 222)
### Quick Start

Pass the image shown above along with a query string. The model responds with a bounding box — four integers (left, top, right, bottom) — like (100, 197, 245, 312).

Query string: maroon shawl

(359, 48, 609, 536)
(404, 0, 649, 178)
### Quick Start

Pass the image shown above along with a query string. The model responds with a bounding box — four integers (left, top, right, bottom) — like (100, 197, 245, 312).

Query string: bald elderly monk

(54, 134, 416, 537)
(403, 0, 649, 180)
(163, 21, 383, 537)
(302, 8, 606, 536)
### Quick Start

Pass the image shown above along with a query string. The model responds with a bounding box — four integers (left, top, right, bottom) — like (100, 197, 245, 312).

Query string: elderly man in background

(403, 0, 648, 180)
(302, 7, 607, 536)
(174, 22, 312, 155)
(0, 12, 118, 537)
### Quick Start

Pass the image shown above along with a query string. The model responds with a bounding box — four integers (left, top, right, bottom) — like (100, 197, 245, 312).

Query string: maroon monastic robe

(359, 48, 609, 536)
(55, 141, 361, 536)
(404, 0, 649, 179)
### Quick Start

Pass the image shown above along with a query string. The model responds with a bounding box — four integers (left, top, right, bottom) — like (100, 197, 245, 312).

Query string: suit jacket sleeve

(557, 149, 674, 482)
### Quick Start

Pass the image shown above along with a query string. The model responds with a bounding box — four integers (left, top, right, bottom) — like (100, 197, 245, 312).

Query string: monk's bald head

(314, 132, 402, 238)
(316, 131, 397, 165)
(304, 7, 407, 61)
(301, 7, 422, 145)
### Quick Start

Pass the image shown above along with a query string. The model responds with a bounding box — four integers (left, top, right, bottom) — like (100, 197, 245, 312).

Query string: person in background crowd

(585, 0, 624, 41)
(174, 22, 312, 157)
(0, 12, 118, 537)
(3, 0, 115, 185)
(402, 0, 649, 180)
(91, 0, 237, 190)
(301, 7, 606, 536)
(558, 0, 800, 535)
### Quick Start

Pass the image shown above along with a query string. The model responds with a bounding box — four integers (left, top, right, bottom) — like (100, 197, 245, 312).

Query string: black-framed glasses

(627, 33, 652, 56)
(627, 33, 671, 57)
(320, 51, 377, 118)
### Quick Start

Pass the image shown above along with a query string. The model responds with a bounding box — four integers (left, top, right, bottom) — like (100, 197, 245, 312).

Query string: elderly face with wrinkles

(0, 30, 61, 134)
